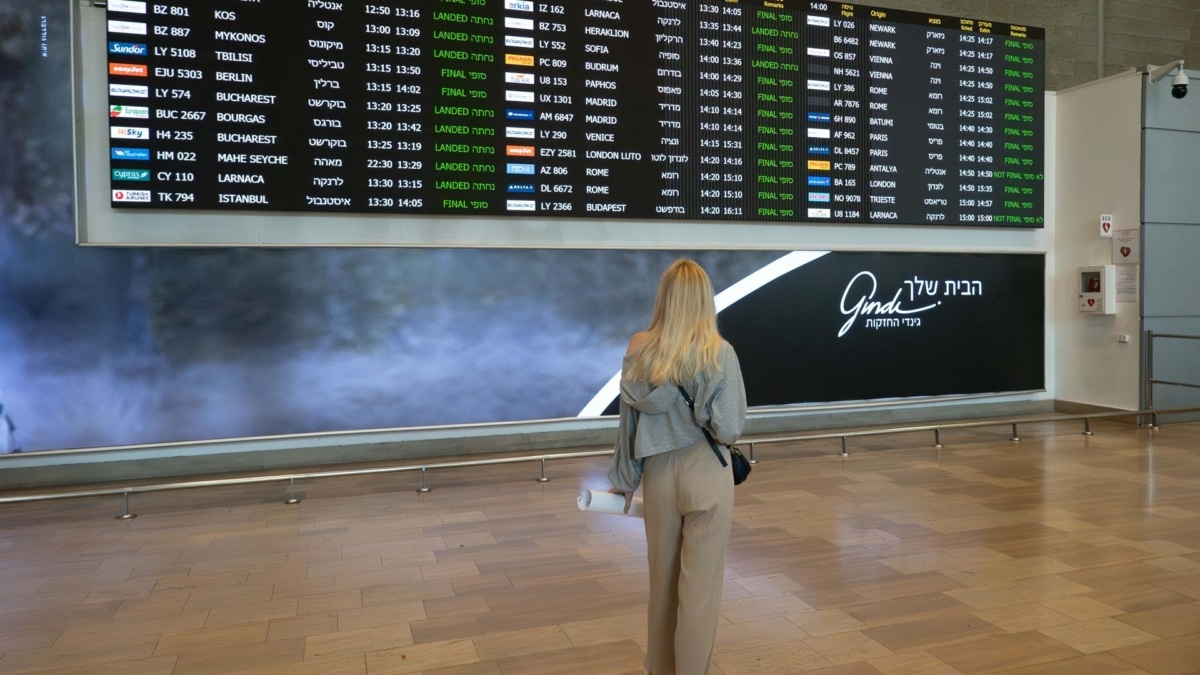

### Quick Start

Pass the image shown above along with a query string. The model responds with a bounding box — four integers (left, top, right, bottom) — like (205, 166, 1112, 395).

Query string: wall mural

(0, 3, 1042, 453)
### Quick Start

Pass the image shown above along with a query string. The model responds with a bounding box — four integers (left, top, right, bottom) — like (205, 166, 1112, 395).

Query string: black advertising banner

(719, 252, 1044, 405)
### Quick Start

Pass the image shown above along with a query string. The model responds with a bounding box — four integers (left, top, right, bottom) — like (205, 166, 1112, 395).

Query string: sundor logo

(108, 41, 148, 56)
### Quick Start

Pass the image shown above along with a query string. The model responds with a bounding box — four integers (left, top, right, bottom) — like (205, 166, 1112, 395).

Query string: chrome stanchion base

(116, 492, 137, 520)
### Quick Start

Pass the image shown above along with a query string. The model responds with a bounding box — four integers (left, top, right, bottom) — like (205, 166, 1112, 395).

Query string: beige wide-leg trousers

(642, 438, 734, 675)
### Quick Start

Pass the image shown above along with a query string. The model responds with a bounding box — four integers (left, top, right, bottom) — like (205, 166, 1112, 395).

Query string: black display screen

(105, 0, 1045, 226)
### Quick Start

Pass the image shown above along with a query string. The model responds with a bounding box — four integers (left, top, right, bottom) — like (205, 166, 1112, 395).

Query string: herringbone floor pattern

(1, 420, 1199, 673)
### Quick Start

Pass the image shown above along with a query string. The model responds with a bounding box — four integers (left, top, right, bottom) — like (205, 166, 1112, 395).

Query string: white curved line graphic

(577, 251, 831, 417)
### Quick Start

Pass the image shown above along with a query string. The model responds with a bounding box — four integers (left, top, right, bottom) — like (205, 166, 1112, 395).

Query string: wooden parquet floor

(2, 420, 1200, 674)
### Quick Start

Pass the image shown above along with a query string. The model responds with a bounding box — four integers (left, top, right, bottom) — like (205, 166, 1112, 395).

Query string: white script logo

(838, 271, 940, 337)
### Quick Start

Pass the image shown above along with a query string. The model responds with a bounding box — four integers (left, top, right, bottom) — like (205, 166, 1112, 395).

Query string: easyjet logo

(505, 145, 536, 157)
(109, 62, 148, 77)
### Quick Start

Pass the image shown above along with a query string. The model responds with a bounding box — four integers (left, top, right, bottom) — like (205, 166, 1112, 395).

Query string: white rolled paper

(578, 489, 644, 518)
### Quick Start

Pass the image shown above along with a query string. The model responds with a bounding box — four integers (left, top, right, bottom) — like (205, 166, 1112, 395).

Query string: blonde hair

(626, 259, 723, 386)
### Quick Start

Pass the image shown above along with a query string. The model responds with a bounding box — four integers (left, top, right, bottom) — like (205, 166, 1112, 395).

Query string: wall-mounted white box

(1079, 265, 1116, 315)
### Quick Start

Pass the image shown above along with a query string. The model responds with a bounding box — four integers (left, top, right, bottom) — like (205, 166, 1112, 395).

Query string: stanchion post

(933, 428, 943, 449)
(1010, 423, 1020, 442)
(417, 467, 431, 493)
(748, 441, 757, 465)
(840, 436, 849, 457)
(1083, 417, 1093, 436)
(284, 477, 301, 504)
(536, 457, 550, 483)
(116, 491, 137, 520)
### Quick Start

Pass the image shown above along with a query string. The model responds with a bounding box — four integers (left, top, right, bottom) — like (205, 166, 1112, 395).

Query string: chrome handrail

(3, 407, 1199, 518)
(1145, 331, 1200, 424)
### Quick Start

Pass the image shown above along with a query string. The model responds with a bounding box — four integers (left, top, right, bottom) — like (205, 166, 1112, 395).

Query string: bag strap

(676, 385, 728, 468)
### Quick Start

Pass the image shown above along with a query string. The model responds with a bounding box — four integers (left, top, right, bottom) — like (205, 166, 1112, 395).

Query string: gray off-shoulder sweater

(608, 340, 747, 493)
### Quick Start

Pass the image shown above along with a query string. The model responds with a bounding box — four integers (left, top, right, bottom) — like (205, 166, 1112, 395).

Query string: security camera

(1147, 60, 1188, 99)
(1171, 70, 1189, 99)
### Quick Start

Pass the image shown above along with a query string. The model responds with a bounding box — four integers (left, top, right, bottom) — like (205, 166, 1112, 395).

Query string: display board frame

(74, 2, 1047, 248)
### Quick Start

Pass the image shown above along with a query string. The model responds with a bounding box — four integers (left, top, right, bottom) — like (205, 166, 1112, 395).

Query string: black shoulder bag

(677, 385, 751, 485)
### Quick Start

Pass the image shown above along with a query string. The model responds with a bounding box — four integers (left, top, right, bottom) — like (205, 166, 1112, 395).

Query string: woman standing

(608, 259, 747, 675)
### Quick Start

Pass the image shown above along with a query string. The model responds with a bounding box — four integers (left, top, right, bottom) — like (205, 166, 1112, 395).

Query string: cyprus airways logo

(838, 271, 940, 338)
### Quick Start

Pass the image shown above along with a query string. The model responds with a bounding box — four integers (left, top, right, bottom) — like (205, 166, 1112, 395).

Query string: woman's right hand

(608, 486, 634, 514)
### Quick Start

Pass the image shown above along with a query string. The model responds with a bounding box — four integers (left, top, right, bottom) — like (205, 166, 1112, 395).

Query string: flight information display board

(104, 0, 1045, 226)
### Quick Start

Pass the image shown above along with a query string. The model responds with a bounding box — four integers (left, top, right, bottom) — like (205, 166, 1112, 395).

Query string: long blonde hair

(626, 259, 723, 386)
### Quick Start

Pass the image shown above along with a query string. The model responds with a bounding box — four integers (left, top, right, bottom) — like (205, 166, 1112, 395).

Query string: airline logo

(807, 208, 832, 218)
(807, 112, 831, 123)
(111, 147, 150, 161)
(506, 90, 535, 102)
(505, 71, 535, 85)
(110, 104, 149, 119)
(112, 168, 151, 182)
(807, 47, 831, 57)
(507, 163, 536, 175)
(107, 0, 146, 13)
(505, 35, 535, 48)
(506, 109, 535, 121)
(108, 41, 147, 56)
(807, 15, 831, 27)
(111, 126, 150, 140)
(505, 17, 534, 30)
(504, 0, 534, 11)
(109, 62, 148, 77)
(506, 126, 535, 139)
(506, 199, 536, 211)
(507, 183, 536, 193)
(808, 145, 830, 155)
(808, 80, 831, 91)
(808, 160, 831, 170)
(808, 176, 832, 187)
(109, 83, 148, 98)
(506, 145, 536, 157)
(107, 20, 147, 35)
(112, 189, 151, 203)
(808, 127, 831, 139)
(809, 192, 831, 202)
(505, 54, 534, 66)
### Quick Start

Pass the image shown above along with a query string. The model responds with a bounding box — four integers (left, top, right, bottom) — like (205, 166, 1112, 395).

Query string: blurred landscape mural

(0, 1, 780, 451)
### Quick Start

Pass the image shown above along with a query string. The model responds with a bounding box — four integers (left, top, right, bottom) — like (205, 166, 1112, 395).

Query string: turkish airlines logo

(112, 190, 151, 203)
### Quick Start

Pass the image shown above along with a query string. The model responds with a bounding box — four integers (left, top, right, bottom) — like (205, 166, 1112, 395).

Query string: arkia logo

(838, 272, 940, 338)
(108, 41, 148, 56)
